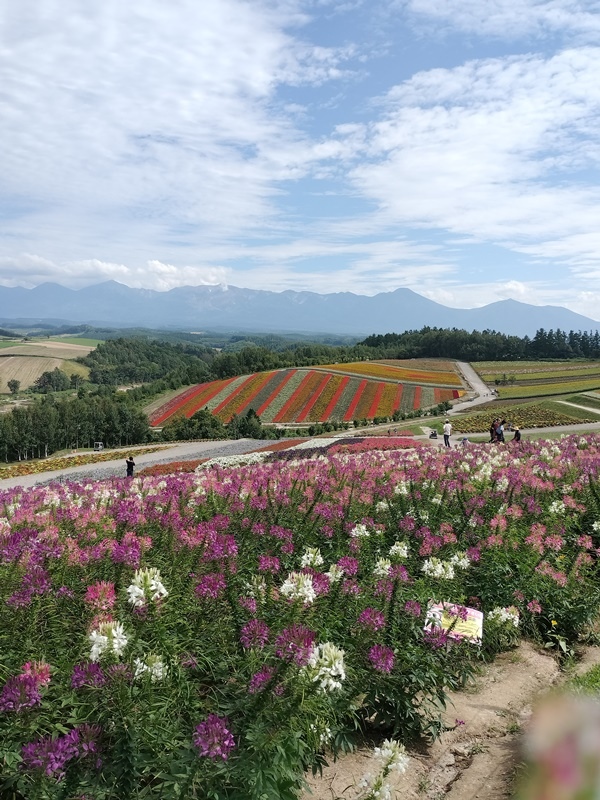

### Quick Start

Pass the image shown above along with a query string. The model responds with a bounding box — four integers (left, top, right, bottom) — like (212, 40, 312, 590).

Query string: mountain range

(0, 281, 598, 337)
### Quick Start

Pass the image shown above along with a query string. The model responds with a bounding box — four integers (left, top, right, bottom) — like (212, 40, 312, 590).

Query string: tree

(7, 379, 20, 395)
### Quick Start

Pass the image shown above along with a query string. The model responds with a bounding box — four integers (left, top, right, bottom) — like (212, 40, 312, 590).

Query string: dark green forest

(0, 394, 149, 462)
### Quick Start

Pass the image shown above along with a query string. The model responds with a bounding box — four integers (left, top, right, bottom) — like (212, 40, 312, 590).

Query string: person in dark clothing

(497, 419, 506, 443)
(126, 456, 135, 477)
(512, 427, 521, 443)
(489, 419, 498, 443)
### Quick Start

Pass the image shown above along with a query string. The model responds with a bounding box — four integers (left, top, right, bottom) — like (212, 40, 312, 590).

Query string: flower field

(451, 403, 595, 434)
(149, 367, 464, 427)
(320, 361, 462, 387)
(0, 446, 169, 480)
(3, 435, 600, 798)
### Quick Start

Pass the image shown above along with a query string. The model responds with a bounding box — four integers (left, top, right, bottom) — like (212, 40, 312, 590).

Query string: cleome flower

(488, 606, 520, 627)
(389, 541, 409, 559)
(89, 621, 128, 662)
(421, 558, 455, 580)
(280, 571, 317, 605)
(306, 641, 346, 692)
(373, 558, 392, 578)
(300, 547, 324, 568)
(133, 654, 168, 682)
(126, 567, 168, 608)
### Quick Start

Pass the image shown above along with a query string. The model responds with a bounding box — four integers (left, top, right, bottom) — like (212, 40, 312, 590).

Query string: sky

(2, 0, 600, 318)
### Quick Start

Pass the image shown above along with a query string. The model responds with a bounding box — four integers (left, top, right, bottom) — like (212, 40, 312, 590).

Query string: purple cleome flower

(368, 644, 395, 673)
(195, 572, 227, 600)
(275, 624, 316, 666)
(0, 674, 41, 713)
(193, 714, 235, 761)
(248, 666, 275, 694)
(357, 607, 386, 632)
(71, 662, 106, 689)
(240, 619, 270, 649)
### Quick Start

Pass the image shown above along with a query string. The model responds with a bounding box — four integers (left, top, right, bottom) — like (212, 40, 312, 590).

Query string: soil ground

(303, 642, 600, 800)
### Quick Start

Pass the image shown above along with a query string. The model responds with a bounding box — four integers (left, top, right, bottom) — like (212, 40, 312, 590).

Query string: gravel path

(0, 439, 270, 490)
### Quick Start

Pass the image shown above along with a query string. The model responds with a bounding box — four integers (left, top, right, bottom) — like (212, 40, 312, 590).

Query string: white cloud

(341, 48, 600, 273)
(402, 0, 600, 41)
(0, 0, 353, 257)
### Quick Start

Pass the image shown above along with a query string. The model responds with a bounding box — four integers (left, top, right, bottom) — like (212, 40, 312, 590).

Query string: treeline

(360, 327, 600, 361)
(0, 393, 149, 462)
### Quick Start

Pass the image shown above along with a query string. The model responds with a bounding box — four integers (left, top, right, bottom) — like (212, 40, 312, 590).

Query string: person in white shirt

(443, 419, 452, 448)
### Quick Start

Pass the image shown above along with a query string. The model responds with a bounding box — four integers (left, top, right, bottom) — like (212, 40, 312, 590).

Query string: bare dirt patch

(304, 642, 577, 800)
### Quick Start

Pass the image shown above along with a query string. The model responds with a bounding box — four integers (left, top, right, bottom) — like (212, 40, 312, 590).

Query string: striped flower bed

(296, 374, 332, 423)
(400, 385, 416, 411)
(413, 386, 422, 410)
(274, 371, 322, 423)
(252, 370, 296, 416)
(374, 383, 399, 418)
(149, 366, 467, 429)
(343, 379, 368, 422)
(214, 372, 277, 423)
(354, 381, 381, 420)
(149, 382, 212, 426)
(320, 361, 462, 386)
(318, 375, 350, 422)
(179, 377, 240, 419)
(261, 370, 307, 422)
(392, 384, 404, 413)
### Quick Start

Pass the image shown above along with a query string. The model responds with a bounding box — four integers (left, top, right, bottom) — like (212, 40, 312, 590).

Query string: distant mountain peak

(0, 281, 598, 337)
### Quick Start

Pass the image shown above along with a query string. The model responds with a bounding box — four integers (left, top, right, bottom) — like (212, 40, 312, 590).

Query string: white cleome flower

(301, 547, 324, 568)
(373, 558, 392, 578)
(350, 523, 370, 538)
(89, 621, 128, 662)
(326, 564, 345, 584)
(134, 654, 168, 682)
(307, 642, 346, 692)
(389, 541, 409, 559)
(488, 606, 520, 628)
(421, 558, 455, 580)
(374, 739, 410, 774)
(126, 567, 168, 608)
(449, 551, 471, 570)
(280, 572, 316, 605)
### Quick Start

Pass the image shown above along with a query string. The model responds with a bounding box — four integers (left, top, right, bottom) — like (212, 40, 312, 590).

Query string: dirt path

(304, 642, 600, 800)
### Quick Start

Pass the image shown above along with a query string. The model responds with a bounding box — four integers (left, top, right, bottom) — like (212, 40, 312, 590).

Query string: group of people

(489, 418, 521, 443)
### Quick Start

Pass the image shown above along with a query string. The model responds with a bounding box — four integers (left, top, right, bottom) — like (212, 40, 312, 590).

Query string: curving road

(449, 362, 496, 414)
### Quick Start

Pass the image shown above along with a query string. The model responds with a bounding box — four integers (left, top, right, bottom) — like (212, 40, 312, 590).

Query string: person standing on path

(443, 419, 452, 448)
(125, 455, 135, 478)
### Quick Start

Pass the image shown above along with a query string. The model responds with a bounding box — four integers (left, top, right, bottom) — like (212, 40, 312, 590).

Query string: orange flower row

(297, 374, 332, 423)
(320, 361, 462, 386)
(318, 375, 350, 422)
(273, 371, 319, 423)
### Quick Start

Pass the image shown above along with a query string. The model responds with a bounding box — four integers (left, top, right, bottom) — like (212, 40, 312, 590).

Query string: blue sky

(2, 0, 600, 318)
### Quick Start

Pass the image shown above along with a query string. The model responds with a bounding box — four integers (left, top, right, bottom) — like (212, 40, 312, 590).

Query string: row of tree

(0, 394, 149, 462)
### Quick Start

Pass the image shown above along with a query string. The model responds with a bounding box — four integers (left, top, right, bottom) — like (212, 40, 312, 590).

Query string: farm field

(450, 400, 595, 434)
(494, 378, 600, 399)
(471, 360, 600, 399)
(474, 359, 600, 374)
(0, 356, 89, 393)
(148, 366, 465, 426)
(0, 342, 94, 359)
(2, 435, 600, 798)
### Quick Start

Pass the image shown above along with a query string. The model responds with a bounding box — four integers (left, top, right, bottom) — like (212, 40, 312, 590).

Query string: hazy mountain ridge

(0, 281, 598, 337)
